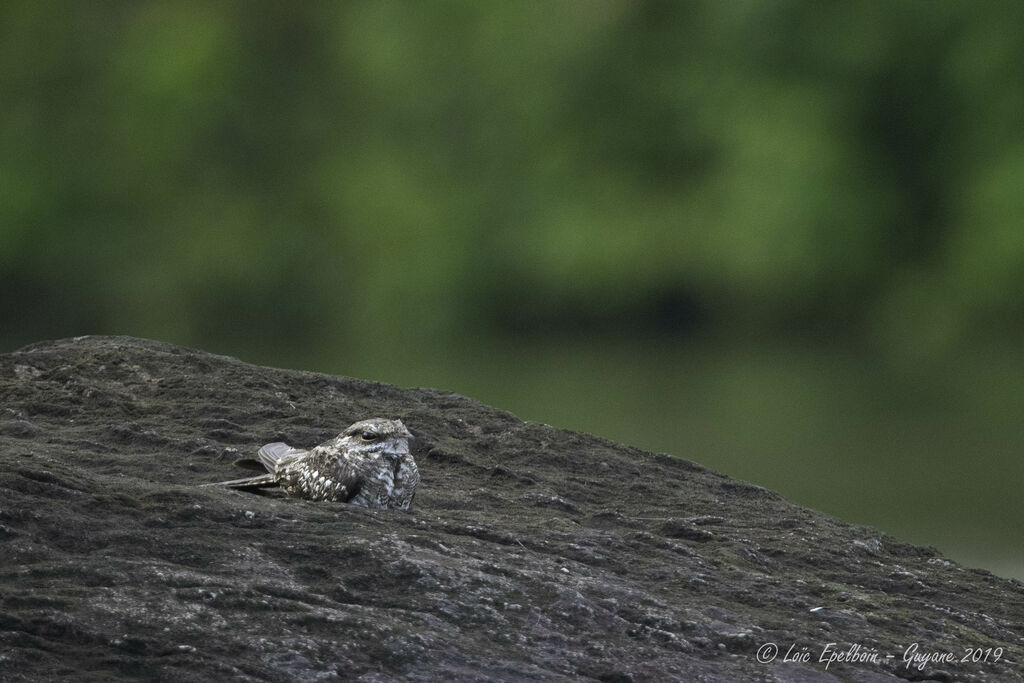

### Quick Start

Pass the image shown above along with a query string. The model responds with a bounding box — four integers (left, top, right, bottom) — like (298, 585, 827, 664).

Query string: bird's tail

(199, 474, 277, 489)
(200, 442, 307, 490)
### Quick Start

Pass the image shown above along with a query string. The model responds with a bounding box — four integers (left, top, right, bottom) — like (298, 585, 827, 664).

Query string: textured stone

(0, 336, 1020, 681)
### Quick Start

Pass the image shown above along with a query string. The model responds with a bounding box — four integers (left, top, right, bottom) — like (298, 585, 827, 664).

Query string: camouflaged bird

(202, 418, 419, 510)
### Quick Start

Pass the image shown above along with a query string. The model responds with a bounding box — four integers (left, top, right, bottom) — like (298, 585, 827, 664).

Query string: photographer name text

(755, 641, 1004, 671)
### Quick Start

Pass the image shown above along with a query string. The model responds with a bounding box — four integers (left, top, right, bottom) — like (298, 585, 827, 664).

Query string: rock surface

(0, 336, 1021, 682)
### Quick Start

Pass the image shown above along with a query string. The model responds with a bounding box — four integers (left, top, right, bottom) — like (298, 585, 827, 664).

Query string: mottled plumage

(202, 418, 419, 510)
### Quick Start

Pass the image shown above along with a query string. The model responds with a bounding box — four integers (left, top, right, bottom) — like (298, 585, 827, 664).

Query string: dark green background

(2, 2, 1021, 579)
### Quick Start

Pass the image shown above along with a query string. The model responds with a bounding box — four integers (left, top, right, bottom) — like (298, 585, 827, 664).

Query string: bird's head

(341, 418, 413, 456)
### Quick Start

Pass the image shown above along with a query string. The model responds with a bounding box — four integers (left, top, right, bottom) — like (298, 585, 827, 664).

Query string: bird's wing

(307, 447, 367, 501)
(257, 442, 308, 472)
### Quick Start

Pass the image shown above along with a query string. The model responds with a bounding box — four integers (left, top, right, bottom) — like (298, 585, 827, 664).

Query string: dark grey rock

(0, 336, 1020, 682)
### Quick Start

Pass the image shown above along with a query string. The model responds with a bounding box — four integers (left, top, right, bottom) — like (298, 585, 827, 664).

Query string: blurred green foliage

(1, 2, 1022, 577)
(4, 1, 1024, 361)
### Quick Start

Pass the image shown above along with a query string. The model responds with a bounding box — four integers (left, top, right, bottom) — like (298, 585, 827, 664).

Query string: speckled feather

(203, 418, 420, 510)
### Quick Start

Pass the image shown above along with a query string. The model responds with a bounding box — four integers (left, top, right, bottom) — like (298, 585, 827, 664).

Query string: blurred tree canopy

(2, 1, 1024, 366)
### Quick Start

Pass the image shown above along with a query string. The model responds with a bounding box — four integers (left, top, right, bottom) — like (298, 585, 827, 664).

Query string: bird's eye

(360, 431, 379, 441)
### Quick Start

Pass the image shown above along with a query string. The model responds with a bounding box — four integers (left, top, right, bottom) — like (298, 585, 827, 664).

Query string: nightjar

(202, 418, 419, 510)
